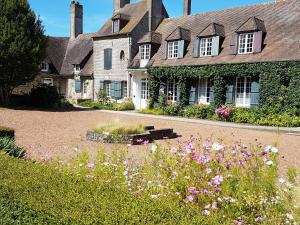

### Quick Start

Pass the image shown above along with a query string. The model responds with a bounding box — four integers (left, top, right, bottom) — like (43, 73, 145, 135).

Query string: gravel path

(0, 108, 299, 174)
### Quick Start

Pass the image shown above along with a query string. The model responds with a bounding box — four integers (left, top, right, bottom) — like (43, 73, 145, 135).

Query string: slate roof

(198, 23, 225, 37)
(138, 32, 162, 44)
(151, 0, 300, 67)
(79, 54, 94, 77)
(47, 37, 69, 73)
(165, 27, 191, 41)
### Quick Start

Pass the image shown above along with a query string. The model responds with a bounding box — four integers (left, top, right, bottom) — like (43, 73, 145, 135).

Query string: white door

(235, 77, 251, 107)
(82, 81, 88, 99)
(140, 78, 149, 109)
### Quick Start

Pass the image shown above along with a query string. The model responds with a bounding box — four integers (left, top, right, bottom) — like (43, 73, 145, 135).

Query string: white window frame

(122, 81, 128, 98)
(41, 63, 49, 72)
(141, 78, 149, 100)
(105, 81, 112, 97)
(167, 80, 178, 102)
(112, 19, 120, 33)
(140, 44, 151, 60)
(238, 33, 254, 54)
(198, 79, 211, 104)
(74, 64, 81, 74)
(199, 37, 213, 57)
(235, 77, 251, 107)
(167, 41, 179, 59)
(43, 78, 53, 86)
(83, 81, 88, 94)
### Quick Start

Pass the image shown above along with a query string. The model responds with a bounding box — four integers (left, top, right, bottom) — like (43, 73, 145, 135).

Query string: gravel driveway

(0, 108, 299, 174)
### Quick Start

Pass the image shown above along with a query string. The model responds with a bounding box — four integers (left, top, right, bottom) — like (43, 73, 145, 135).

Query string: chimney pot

(184, 0, 191, 16)
(114, 0, 130, 14)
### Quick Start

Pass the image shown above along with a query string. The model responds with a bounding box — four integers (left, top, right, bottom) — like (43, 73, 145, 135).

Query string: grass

(138, 108, 165, 115)
(93, 123, 145, 136)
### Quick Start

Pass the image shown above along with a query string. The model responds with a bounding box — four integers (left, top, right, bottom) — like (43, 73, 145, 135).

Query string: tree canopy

(0, 0, 47, 105)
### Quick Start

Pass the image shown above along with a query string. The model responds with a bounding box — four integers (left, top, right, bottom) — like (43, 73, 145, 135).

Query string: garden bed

(0, 126, 14, 139)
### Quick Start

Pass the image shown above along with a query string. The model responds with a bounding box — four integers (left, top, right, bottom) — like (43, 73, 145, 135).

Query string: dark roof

(165, 27, 191, 41)
(198, 23, 225, 37)
(112, 13, 130, 21)
(79, 54, 93, 77)
(138, 32, 162, 44)
(47, 37, 69, 73)
(152, 0, 300, 67)
(236, 17, 266, 33)
(60, 33, 94, 75)
(93, 1, 148, 38)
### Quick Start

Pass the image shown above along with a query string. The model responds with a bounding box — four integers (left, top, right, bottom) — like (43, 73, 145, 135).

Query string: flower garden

(0, 133, 299, 224)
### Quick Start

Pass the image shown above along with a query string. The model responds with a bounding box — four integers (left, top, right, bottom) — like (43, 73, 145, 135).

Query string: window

(122, 81, 127, 98)
(238, 33, 254, 54)
(75, 80, 81, 93)
(141, 78, 149, 100)
(74, 64, 81, 74)
(43, 78, 53, 86)
(140, 44, 151, 60)
(199, 38, 213, 57)
(168, 41, 179, 59)
(167, 80, 178, 102)
(41, 63, 49, 72)
(112, 19, 120, 33)
(235, 77, 251, 107)
(83, 81, 88, 94)
(105, 81, 112, 97)
(198, 79, 211, 104)
(120, 50, 125, 61)
(104, 48, 112, 70)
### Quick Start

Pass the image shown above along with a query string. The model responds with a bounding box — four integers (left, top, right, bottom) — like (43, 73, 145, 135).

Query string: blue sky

(28, 0, 268, 37)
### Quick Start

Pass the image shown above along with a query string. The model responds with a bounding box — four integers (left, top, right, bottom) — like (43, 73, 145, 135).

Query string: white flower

(151, 144, 158, 154)
(203, 210, 210, 216)
(266, 160, 274, 166)
(123, 170, 128, 176)
(286, 213, 294, 220)
(212, 143, 224, 151)
(279, 178, 285, 184)
(271, 147, 279, 153)
(265, 145, 272, 152)
(151, 194, 160, 199)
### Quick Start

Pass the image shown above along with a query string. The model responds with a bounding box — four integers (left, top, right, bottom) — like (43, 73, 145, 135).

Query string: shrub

(138, 108, 165, 115)
(163, 103, 180, 116)
(59, 99, 74, 109)
(0, 127, 14, 139)
(112, 99, 135, 111)
(94, 123, 145, 136)
(98, 90, 111, 106)
(29, 84, 61, 108)
(0, 137, 25, 158)
(183, 104, 210, 119)
(77, 99, 92, 104)
(215, 104, 236, 121)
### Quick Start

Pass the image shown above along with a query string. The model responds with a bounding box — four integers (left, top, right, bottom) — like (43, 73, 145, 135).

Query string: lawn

(0, 138, 299, 225)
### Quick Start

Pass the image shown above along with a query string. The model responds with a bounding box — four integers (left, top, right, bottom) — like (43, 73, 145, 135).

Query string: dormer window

(112, 19, 120, 33)
(74, 64, 81, 74)
(168, 41, 179, 59)
(41, 62, 49, 72)
(141, 44, 151, 60)
(238, 33, 254, 54)
(199, 37, 213, 57)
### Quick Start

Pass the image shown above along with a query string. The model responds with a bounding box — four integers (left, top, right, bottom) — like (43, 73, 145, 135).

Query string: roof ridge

(163, 0, 295, 22)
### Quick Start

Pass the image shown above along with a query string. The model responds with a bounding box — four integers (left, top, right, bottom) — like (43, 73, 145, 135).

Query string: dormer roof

(138, 32, 162, 45)
(198, 23, 225, 37)
(236, 17, 266, 33)
(165, 27, 191, 41)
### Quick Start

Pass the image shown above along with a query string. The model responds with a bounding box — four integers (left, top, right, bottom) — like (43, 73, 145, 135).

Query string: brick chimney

(70, 1, 83, 40)
(114, 0, 130, 14)
(184, 0, 191, 16)
(147, 0, 163, 32)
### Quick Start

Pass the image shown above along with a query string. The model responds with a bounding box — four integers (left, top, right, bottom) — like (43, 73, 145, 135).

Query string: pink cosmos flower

(211, 175, 224, 186)
(188, 187, 199, 195)
(87, 163, 95, 169)
(185, 195, 195, 202)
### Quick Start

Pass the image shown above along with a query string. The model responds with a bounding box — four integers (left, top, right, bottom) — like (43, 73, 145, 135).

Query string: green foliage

(0, 137, 25, 158)
(163, 103, 181, 116)
(0, 140, 299, 224)
(0, 126, 14, 139)
(148, 62, 300, 113)
(138, 108, 165, 115)
(98, 90, 111, 106)
(94, 123, 145, 136)
(28, 84, 61, 108)
(0, 0, 47, 105)
(183, 104, 212, 119)
(80, 99, 135, 111)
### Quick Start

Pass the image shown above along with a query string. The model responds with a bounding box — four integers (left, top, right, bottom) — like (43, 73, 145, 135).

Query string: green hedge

(80, 101, 135, 111)
(0, 127, 14, 139)
(148, 61, 300, 111)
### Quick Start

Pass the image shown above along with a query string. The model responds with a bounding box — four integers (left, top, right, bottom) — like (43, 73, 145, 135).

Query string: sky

(28, 0, 268, 37)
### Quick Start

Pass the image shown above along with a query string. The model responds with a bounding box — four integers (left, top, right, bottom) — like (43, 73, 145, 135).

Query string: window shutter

(178, 40, 185, 59)
(110, 81, 115, 98)
(209, 86, 214, 104)
(212, 36, 220, 56)
(161, 43, 168, 60)
(229, 33, 238, 55)
(75, 80, 81, 93)
(189, 83, 196, 105)
(253, 31, 263, 54)
(114, 81, 122, 99)
(192, 38, 200, 58)
(225, 80, 234, 104)
(250, 79, 260, 107)
(104, 48, 112, 70)
(99, 81, 104, 91)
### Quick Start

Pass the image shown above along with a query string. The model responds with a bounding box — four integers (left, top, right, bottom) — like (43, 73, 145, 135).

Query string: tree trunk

(0, 86, 11, 106)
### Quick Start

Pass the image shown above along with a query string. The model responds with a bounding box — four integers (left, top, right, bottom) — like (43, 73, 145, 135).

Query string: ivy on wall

(148, 61, 300, 110)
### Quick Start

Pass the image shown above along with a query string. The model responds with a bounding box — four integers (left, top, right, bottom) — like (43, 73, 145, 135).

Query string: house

(129, 0, 300, 109)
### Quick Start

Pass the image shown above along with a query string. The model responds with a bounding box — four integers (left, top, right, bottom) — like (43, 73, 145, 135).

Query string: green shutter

(75, 80, 81, 93)
(193, 38, 200, 58)
(226, 80, 234, 104)
(189, 83, 196, 105)
(178, 40, 185, 58)
(114, 81, 122, 99)
(104, 48, 112, 70)
(212, 36, 220, 56)
(250, 79, 259, 107)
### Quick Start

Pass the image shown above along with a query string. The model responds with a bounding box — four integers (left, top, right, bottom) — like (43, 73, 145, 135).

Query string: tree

(0, 0, 47, 105)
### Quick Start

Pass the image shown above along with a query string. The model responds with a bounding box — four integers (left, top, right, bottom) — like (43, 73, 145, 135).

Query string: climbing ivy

(148, 61, 300, 111)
